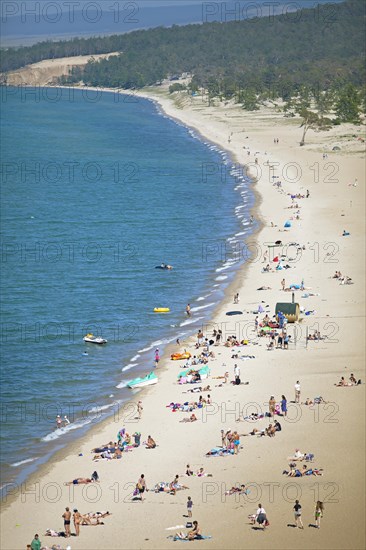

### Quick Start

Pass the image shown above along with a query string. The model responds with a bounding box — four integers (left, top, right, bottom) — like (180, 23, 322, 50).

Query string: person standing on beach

(294, 381, 301, 403)
(293, 500, 304, 529)
(56, 415, 62, 429)
(62, 507, 71, 537)
(281, 278, 286, 291)
(186, 304, 191, 317)
(281, 395, 287, 417)
(234, 364, 240, 385)
(315, 501, 324, 528)
(30, 534, 41, 550)
(73, 509, 82, 536)
(154, 348, 160, 367)
(137, 401, 143, 419)
(269, 396, 276, 418)
(187, 496, 193, 518)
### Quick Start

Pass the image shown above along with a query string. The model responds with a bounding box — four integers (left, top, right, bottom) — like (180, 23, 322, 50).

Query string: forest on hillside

(1, 0, 365, 118)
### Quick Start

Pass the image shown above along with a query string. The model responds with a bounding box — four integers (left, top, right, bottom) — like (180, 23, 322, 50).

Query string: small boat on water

(83, 333, 108, 345)
(154, 307, 170, 313)
(155, 263, 173, 270)
(127, 371, 158, 389)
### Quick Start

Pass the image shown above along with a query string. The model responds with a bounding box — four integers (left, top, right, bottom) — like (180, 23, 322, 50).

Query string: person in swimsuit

(73, 509, 82, 536)
(62, 507, 71, 537)
(315, 501, 324, 528)
(293, 500, 304, 528)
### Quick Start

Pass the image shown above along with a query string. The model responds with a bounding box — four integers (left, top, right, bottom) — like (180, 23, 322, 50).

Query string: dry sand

(2, 53, 120, 86)
(1, 76, 365, 550)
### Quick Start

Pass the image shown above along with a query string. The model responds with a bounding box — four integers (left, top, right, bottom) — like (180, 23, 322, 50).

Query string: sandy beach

(1, 73, 365, 550)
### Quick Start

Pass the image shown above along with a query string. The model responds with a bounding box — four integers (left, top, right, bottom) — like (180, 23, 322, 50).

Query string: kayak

(127, 371, 158, 389)
(171, 352, 191, 361)
(83, 334, 107, 344)
(154, 308, 170, 313)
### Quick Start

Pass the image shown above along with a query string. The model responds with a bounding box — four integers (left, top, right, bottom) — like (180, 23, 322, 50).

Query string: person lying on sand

(64, 478, 93, 485)
(284, 465, 323, 477)
(180, 413, 197, 423)
(225, 484, 247, 495)
(146, 435, 156, 448)
(196, 467, 212, 477)
(80, 511, 112, 525)
(242, 428, 266, 437)
(257, 286, 272, 290)
(335, 376, 354, 387)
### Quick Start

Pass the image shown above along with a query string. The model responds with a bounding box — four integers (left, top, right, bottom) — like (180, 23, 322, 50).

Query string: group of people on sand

(332, 270, 353, 285)
(248, 499, 324, 531)
(48, 507, 111, 539)
(335, 374, 361, 386)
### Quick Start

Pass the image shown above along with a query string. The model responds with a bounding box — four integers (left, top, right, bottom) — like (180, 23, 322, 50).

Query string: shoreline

(1, 83, 365, 550)
(0, 84, 260, 500)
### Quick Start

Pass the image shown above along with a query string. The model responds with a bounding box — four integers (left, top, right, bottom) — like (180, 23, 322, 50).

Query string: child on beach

(187, 496, 193, 517)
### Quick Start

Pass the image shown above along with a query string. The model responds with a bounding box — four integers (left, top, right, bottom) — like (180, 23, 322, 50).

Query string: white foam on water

(122, 362, 138, 371)
(89, 403, 117, 413)
(122, 363, 138, 372)
(131, 354, 141, 361)
(41, 418, 94, 442)
(215, 275, 228, 281)
(191, 302, 216, 312)
(179, 316, 205, 327)
(138, 346, 153, 353)
(235, 232, 245, 236)
(11, 457, 39, 468)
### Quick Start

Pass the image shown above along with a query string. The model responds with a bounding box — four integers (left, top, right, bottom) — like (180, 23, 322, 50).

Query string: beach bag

(265, 519, 270, 526)
(186, 522, 193, 528)
(235, 377, 241, 385)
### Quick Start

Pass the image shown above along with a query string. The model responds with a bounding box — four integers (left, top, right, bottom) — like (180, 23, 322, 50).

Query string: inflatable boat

(154, 307, 170, 313)
(127, 371, 158, 389)
(83, 334, 108, 344)
(171, 352, 191, 361)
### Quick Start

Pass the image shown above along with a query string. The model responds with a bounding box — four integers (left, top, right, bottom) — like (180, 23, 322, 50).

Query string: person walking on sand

(73, 509, 82, 536)
(293, 500, 304, 529)
(281, 278, 286, 291)
(187, 496, 193, 517)
(62, 507, 71, 537)
(137, 401, 143, 419)
(154, 348, 160, 367)
(137, 474, 147, 501)
(294, 381, 301, 403)
(315, 501, 324, 528)
(30, 534, 41, 550)
(186, 304, 191, 317)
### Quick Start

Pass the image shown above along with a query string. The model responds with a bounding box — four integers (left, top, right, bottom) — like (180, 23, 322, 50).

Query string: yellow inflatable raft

(171, 352, 191, 361)
(154, 307, 170, 313)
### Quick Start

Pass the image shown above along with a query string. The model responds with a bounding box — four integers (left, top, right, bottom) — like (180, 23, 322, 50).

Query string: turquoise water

(0, 86, 255, 486)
